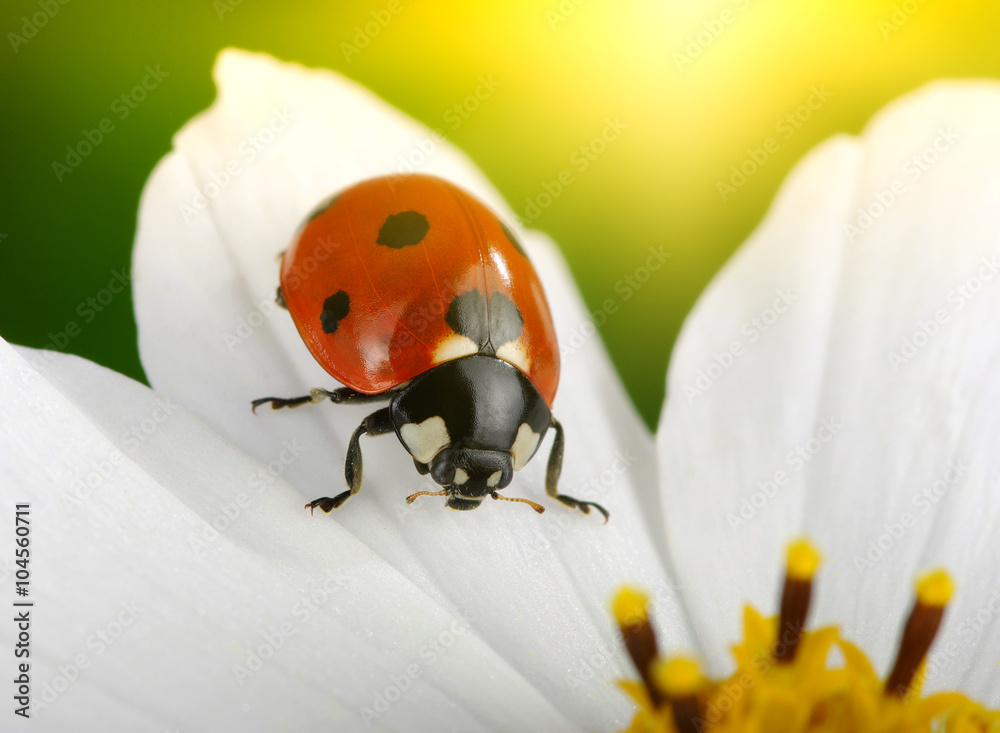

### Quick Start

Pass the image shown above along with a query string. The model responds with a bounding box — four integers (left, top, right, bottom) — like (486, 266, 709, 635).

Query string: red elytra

(279, 174, 560, 406)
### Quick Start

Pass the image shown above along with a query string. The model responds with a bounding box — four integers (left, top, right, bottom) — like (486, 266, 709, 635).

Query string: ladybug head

(392, 354, 552, 514)
(428, 447, 513, 510)
(405, 444, 544, 514)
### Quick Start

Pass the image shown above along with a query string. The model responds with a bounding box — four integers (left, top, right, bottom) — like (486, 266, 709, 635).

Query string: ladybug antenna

(491, 492, 545, 514)
(405, 489, 449, 505)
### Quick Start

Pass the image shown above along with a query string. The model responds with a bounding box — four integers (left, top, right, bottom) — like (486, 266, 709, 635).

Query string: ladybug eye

(430, 455, 456, 486)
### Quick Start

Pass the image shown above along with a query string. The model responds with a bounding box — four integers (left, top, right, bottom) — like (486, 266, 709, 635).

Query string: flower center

(611, 539, 1000, 732)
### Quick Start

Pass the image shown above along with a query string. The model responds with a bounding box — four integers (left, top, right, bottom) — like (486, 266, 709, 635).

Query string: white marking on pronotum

(453, 468, 469, 485)
(433, 333, 479, 364)
(487, 471, 502, 488)
(510, 423, 541, 472)
(399, 416, 450, 464)
(496, 340, 531, 373)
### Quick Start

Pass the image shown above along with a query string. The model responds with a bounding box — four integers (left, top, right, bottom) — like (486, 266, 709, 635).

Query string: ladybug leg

(251, 391, 324, 412)
(305, 407, 395, 514)
(545, 417, 610, 523)
(251, 386, 395, 414)
(325, 387, 400, 405)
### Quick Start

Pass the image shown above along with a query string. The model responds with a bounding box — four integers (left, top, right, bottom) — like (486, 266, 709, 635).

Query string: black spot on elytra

(446, 291, 523, 355)
(320, 290, 350, 334)
(499, 221, 527, 258)
(446, 291, 488, 345)
(377, 211, 430, 248)
(487, 293, 524, 347)
(305, 193, 341, 224)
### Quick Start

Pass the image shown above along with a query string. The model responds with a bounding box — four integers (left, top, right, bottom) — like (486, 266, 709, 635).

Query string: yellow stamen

(652, 657, 702, 698)
(650, 658, 703, 733)
(915, 568, 954, 607)
(885, 569, 955, 698)
(612, 586, 661, 709)
(786, 537, 822, 580)
(773, 539, 820, 663)
(611, 547, 996, 732)
(612, 586, 649, 627)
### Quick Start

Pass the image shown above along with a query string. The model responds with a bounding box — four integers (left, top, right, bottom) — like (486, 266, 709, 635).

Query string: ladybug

(252, 174, 608, 521)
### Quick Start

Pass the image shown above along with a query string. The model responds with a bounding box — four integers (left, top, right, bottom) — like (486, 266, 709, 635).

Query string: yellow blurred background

(2, 0, 998, 426)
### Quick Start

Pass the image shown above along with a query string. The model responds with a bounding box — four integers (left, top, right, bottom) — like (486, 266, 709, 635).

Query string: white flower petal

(132, 49, 696, 727)
(658, 79, 1000, 700)
(2, 338, 582, 732)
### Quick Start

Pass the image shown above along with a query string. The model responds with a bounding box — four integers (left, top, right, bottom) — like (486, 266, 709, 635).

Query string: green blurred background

(2, 0, 999, 428)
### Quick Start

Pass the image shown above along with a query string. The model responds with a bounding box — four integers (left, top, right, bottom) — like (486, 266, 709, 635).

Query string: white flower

(1, 50, 998, 731)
